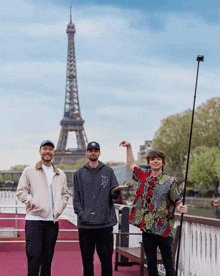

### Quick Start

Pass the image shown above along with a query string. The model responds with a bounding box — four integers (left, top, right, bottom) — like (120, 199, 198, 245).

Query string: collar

(88, 161, 99, 169)
(35, 161, 60, 175)
(149, 171, 165, 181)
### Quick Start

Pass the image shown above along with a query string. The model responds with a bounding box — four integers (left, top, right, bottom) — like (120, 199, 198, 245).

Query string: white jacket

(16, 161, 69, 221)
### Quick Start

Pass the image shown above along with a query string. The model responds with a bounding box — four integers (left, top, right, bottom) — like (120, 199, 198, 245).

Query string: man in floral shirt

(120, 141, 187, 276)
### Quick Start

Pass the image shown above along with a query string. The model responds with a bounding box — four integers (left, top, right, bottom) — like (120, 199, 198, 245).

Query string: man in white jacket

(16, 140, 69, 276)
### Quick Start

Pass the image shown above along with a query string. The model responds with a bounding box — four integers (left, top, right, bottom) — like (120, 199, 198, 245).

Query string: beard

(89, 156, 99, 162)
(42, 155, 53, 162)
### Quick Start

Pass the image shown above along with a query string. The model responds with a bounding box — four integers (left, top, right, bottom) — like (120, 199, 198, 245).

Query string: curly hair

(146, 150, 165, 169)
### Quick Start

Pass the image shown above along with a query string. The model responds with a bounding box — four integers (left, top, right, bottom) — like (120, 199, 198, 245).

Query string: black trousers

(25, 220, 59, 276)
(142, 232, 175, 276)
(78, 227, 114, 276)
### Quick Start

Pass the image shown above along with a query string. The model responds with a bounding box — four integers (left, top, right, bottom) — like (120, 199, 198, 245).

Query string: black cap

(40, 140, 55, 149)
(87, 141, 100, 150)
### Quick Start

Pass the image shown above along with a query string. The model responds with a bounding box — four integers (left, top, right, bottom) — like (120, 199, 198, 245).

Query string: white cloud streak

(0, 0, 218, 169)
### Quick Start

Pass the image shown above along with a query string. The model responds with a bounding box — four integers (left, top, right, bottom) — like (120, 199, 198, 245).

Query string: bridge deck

(0, 214, 144, 275)
(0, 250, 143, 276)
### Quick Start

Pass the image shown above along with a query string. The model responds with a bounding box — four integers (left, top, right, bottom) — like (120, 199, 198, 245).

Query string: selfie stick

(175, 55, 204, 275)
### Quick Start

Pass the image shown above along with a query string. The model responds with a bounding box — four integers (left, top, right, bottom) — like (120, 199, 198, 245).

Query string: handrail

(0, 229, 77, 231)
(0, 205, 73, 208)
(0, 217, 75, 220)
(175, 213, 220, 227)
(114, 203, 220, 227)
(0, 240, 78, 243)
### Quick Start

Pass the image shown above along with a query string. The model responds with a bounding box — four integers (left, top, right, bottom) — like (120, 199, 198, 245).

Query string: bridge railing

(0, 189, 77, 223)
(1, 191, 219, 276)
(113, 204, 220, 276)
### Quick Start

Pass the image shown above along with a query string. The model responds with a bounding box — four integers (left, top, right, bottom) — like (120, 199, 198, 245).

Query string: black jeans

(142, 232, 175, 276)
(25, 220, 59, 276)
(78, 227, 114, 276)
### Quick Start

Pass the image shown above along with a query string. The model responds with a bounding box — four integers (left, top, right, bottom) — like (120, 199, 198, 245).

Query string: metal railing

(0, 190, 78, 243)
(1, 191, 220, 275)
(114, 204, 220, 276)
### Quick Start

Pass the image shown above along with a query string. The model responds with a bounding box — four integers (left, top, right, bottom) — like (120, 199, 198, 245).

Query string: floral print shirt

(128, 166, 182, 237)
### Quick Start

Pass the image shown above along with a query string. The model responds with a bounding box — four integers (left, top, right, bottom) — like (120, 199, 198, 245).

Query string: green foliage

(185, 187, 195, 196)
(152, 109, 191, 177)
(188, 147, 219, 190)
(152, 97, 220, 178)
(193, 97, 219, 148)
(106, 161, 125, 167)
(181, 145, 210, 179)
(73, 158, 88, 170)
(56, 158, 88, 170)
(137, 158, 147, 165)
(10, 165, 28, 171)
(55, 159, 125, 171)
(3, 165, 28, 183)
(56, 164, 75, 170)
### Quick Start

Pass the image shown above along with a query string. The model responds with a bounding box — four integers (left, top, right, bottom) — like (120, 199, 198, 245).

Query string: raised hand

(119, 141, 131, 147)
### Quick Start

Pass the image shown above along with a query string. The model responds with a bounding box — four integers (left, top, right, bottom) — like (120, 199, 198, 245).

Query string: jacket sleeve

(61, 173, 69, 210)
(110, 169, 120, 199)
(16, 168, 35, 208)
(73, 172, 83, 218)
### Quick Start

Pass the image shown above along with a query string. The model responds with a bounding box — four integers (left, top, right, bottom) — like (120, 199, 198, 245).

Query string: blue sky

(0, 0, 219, 169)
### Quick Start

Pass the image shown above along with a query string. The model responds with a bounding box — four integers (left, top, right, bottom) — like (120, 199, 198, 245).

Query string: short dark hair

(146, 150, 165, 167)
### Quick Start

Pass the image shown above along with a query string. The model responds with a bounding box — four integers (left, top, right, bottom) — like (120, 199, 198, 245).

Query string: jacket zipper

(42, 169, 55, 223)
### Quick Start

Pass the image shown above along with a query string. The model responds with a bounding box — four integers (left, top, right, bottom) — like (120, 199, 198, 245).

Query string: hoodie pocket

(80, 209, 93, 223)
(80, 208, 108, 224)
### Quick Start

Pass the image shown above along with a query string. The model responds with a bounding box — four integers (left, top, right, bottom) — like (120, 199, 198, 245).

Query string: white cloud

(97, 105, 146, 120)
(17, 23, 65, 37)
(0, 0, 218, 169)
(1, 61, 65, 80)
(0, 0, 33, 19)
(85, 125, 145, 162)
(0, 130, 59, 170)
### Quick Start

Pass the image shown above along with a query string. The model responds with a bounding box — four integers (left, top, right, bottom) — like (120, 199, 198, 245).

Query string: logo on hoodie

(101, 175, 108, 188)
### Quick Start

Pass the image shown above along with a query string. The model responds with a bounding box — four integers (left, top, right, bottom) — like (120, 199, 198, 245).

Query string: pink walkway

(0, 214, 146, 275)
(0, 250, 144, 276)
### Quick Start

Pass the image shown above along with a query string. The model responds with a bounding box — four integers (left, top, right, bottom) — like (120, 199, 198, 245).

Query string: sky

(0, 0, 219, 170)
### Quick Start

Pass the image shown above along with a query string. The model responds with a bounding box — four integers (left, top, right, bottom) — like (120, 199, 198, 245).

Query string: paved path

(0, 250, 145, 276)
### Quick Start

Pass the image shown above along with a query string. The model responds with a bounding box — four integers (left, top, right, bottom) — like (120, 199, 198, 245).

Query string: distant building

(138, 140, 152, 160)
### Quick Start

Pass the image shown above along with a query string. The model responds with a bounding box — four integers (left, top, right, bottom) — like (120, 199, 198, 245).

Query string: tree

(10, 165, 28, 171)
(56, 158, 88, 170)
(182, 145, 211, 176)
(152, 109, 192, 178)
(193, 97, 219, 148)
(57, 159, 125, 170)
(188, 147, 219, 194)
(106, 161, 125, 167)
(152, 97, 219, 178)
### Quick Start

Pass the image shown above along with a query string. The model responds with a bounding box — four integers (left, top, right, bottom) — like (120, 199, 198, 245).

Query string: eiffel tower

(53, 9, 88, 165)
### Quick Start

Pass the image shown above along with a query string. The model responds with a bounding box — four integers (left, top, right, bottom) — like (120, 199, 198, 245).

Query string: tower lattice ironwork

(54, 9, 88, 165)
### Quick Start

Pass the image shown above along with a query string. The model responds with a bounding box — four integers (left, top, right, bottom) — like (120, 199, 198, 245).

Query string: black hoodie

(73, 161, 120, 229)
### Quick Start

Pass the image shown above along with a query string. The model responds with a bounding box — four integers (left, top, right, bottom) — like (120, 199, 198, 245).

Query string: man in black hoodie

(73, 141, 127, 276)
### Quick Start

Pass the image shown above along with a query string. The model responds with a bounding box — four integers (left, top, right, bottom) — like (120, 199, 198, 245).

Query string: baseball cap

(87, 141, 100, 150)
(40, 140, 55, 149)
